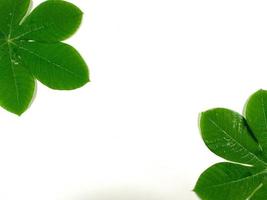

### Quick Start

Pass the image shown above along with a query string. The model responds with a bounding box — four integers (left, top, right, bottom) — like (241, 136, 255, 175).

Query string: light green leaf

(194, 162, 266, 200)
(0, 0, 89, 115)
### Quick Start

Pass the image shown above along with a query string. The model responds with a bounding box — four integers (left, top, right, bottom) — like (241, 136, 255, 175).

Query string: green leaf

(13, 0, 83, 42)
(0, 0, 31, 34)
(16, 41, 89, 90)
(200, 108, 265, 167)
(249, 181, 267, 200)
(194, 162, 266, 200)
(0, 43, 35, 115)
(245, 90, 267, 158)
(0, 0, 89, 115)
(195, 90, 267, 199)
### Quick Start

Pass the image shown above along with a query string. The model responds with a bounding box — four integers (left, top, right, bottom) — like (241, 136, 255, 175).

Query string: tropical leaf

(194, 162, 266, 200)
(0, 0, 89, 115)
(194, 90, 267, 200)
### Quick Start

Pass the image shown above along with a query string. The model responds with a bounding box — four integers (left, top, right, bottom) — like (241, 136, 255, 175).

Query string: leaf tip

(192, 185, 200, 196)
(5, 109, 24, 117)
(13, 109, 26, 116)
(254, 89, 267, 95)
(0, 104, 27, 116)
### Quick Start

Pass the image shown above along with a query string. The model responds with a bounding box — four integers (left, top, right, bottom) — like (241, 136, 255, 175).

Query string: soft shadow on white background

(1, 0, 267, 200)
(68, 187, 197, 200)
(74, 189, 163, 200)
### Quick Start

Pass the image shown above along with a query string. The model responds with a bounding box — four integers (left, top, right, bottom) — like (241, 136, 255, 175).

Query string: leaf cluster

(0, 0, 89, 115)
(194, 90, 267, 200)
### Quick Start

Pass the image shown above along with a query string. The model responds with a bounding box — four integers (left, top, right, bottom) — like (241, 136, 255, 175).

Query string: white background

(1, 0, 267, 199)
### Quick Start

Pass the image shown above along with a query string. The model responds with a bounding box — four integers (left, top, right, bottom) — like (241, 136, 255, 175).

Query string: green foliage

(194, 90, 267, 200)
(0, 0, 89, 115)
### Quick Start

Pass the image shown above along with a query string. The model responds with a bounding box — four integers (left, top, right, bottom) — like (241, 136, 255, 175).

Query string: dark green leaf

(0, 0, 89, 115)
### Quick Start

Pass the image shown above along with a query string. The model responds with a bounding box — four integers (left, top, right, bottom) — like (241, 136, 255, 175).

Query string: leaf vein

(12, 26, 45, 40)
(207, 117, 267, 167)
(203, 170, 266, 190)
(247, 182, 264, 200)
(17, 44, 80, 78)
(7, 43, 20, 105)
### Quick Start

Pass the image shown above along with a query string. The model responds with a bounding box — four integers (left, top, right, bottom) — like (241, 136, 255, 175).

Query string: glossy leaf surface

(194, 162, 266, 200)
(195, 90, 267, 199)
(0, 0, 89, 115)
